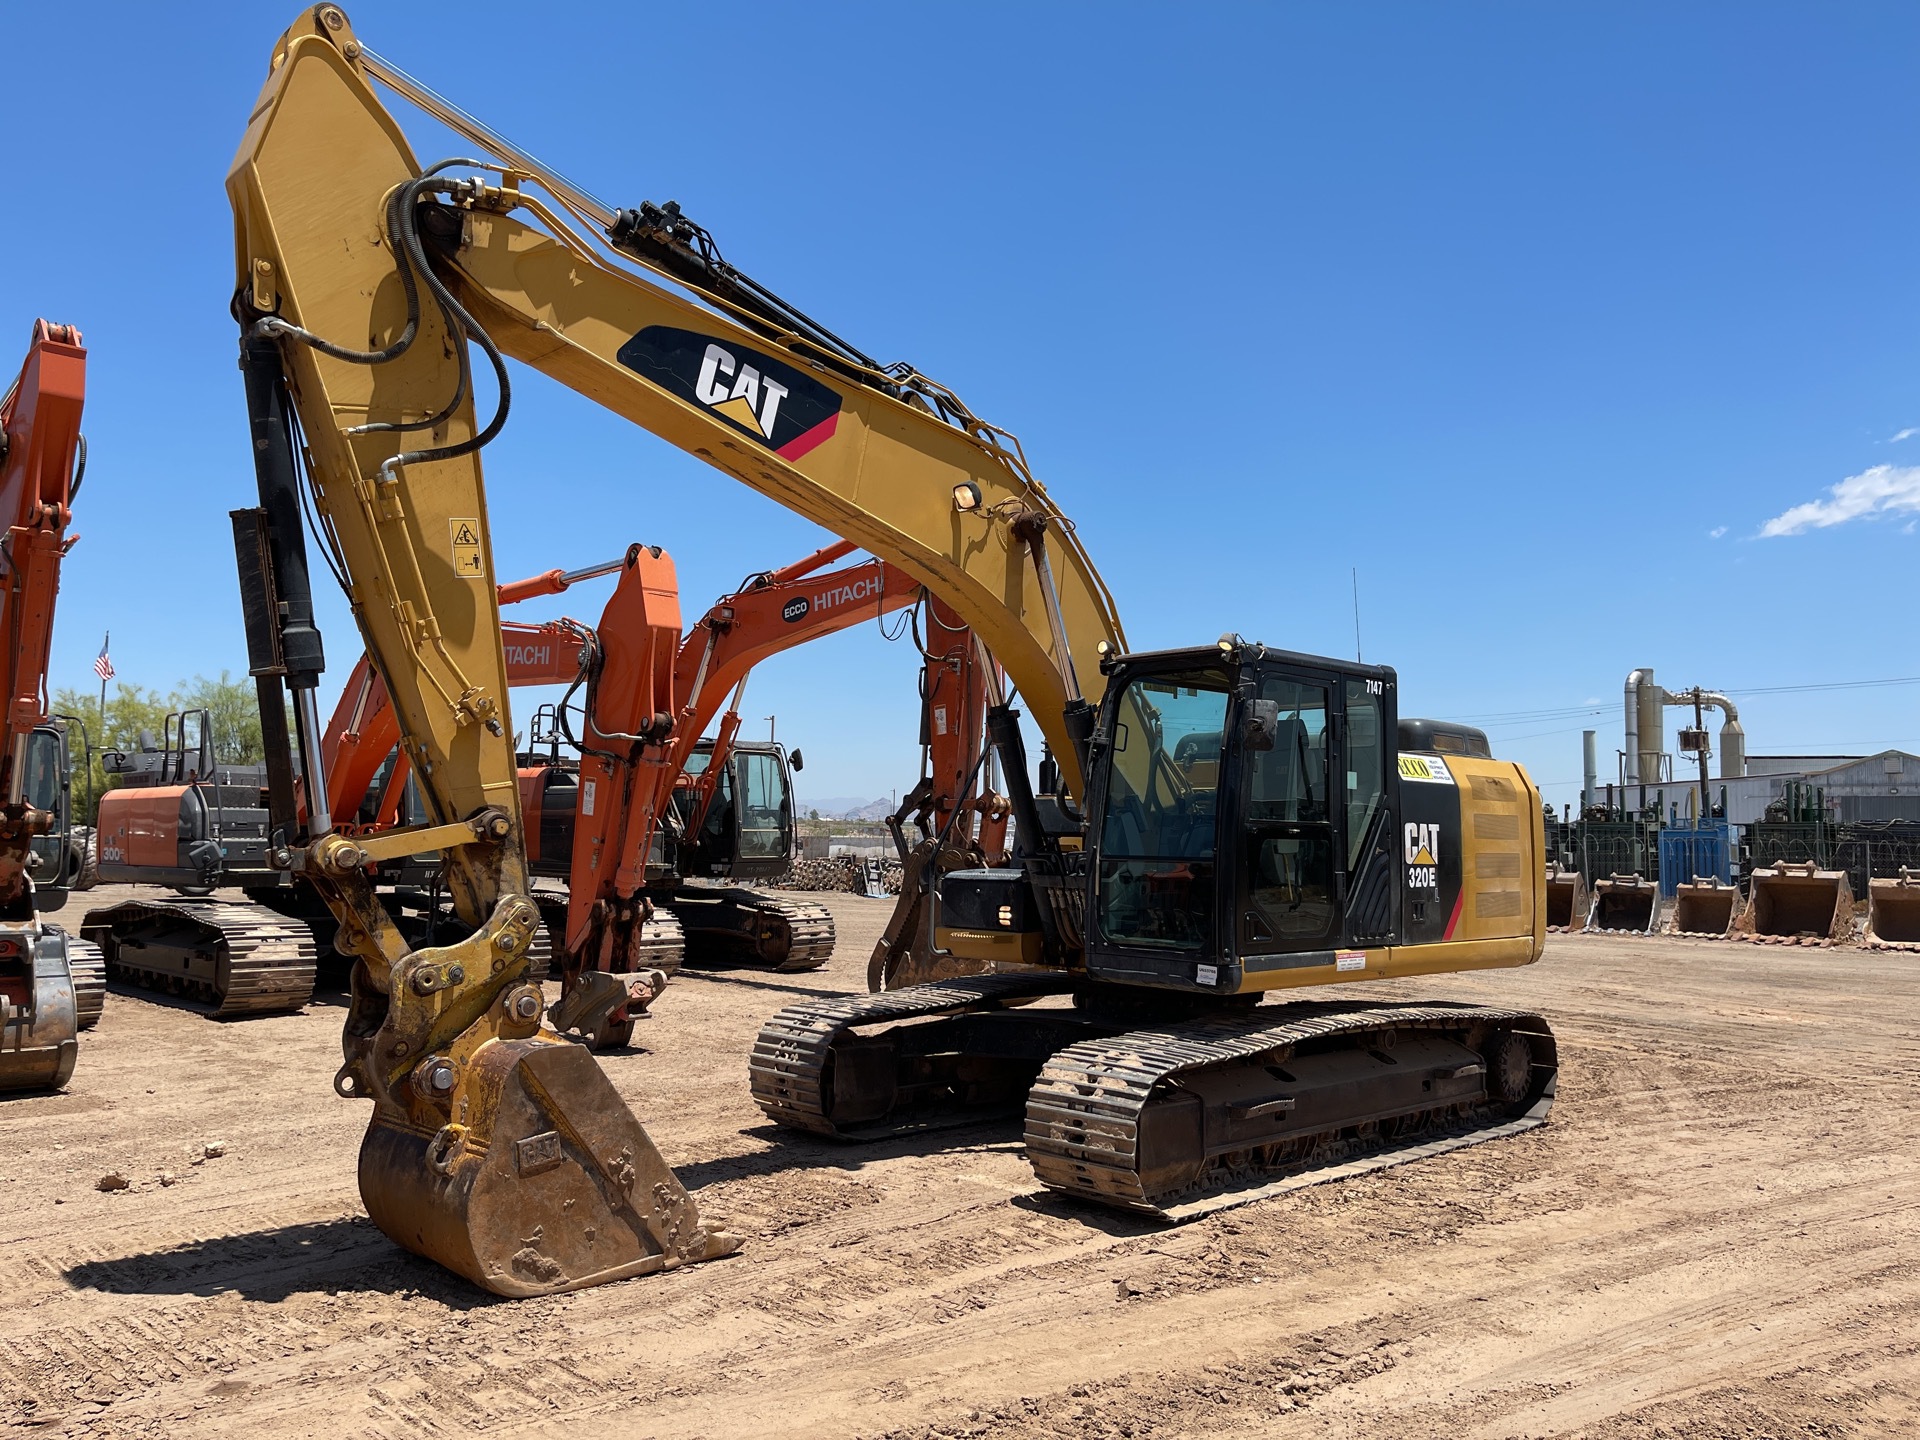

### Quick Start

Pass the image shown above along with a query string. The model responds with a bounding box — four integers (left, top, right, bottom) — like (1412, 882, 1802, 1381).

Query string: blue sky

(6, 3, 1920, 810)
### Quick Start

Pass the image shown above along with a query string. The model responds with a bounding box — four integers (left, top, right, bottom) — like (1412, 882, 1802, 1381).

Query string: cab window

(1242, 678, 1334, 947)
(736, 751, 788, 861)
(1344, 679, 1386, 867)
(1095, 672, 1229, 950)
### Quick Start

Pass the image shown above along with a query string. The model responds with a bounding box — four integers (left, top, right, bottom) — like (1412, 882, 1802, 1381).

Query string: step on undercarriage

(751, 975, 1557, 1216)
(80, 897, 317, 1017)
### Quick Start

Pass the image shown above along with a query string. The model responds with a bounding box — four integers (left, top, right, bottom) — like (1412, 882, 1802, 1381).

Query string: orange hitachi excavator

(867, 595, 1011, 991)
(0, 319, 101, 1092)
(83, 534, 930, 1032)
(326, 537, 929, 1045)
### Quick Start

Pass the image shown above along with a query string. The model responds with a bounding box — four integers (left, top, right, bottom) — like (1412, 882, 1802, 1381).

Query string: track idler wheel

(1485, 1030, 1535, 1110)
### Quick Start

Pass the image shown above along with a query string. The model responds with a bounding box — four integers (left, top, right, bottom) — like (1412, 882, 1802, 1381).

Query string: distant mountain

(798, 796, 895, 822)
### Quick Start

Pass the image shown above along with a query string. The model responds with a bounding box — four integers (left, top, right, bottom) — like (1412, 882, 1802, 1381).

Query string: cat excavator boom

(229, 6, 1554, 1296)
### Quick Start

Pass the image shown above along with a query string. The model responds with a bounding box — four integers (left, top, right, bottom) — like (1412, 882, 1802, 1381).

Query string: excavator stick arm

(228, 11, 736, 1294)
(0, 322, 85, 772)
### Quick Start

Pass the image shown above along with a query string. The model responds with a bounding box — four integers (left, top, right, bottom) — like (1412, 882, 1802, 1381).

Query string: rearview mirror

(1243, 699, 1279, 752)
(788, 748, 804, 772)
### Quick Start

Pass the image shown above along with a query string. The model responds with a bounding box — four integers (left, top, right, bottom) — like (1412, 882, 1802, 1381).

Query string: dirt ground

(4, 885, 1917, 1439)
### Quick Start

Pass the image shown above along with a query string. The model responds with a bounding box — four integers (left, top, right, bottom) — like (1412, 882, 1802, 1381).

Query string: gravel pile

(772, 856, 904, 895)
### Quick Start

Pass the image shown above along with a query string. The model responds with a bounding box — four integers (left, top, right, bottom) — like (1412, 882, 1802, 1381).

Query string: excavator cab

(1079, 645, 1404, 992)
(940, 642, 1541, 995)
(676, 739, 800, 881)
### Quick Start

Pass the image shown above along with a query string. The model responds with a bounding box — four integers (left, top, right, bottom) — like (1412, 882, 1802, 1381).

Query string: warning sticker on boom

(449, 517, 485, 579)
(1398, 754, 1455, 784)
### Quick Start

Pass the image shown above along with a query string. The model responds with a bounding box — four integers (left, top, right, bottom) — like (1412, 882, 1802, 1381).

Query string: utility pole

(1693, 689, 1710, 823)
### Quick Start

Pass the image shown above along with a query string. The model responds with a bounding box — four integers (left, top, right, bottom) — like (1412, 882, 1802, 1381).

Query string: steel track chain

(761, 895, 836, 972)
(748, 971, 1077, 1134)
(62, 932, 106, 1031)
(1025, 1002, 1557, 1213)
(84, 898, 317, 1018)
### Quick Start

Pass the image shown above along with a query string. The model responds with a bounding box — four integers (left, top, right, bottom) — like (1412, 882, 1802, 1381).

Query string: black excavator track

(749, 972, 1081, 1136)
(672, 887, 836, 973)
(1025, 1001, 1557, 1217)
(751, 981, 1556, 1217)
(80, 897, 317, 1018)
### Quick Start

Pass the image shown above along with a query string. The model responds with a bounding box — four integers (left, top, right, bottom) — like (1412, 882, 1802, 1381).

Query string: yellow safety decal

(1399, 754, 1455, 785)
(449, 517, 485, 578)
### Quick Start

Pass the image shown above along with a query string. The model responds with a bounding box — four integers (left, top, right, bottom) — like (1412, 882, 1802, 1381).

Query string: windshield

(1095, 670, 1229, 950)
(23, 730, 63, 816)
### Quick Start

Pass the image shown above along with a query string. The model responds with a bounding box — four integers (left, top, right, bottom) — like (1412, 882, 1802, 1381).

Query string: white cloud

(1759, 463, 1920, 537)
(1708, 525, 1727, 539)
(1892, 428, 1919, 443)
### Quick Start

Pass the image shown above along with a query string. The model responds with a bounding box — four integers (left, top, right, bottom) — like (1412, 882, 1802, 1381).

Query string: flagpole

(95, 631, 109, 826)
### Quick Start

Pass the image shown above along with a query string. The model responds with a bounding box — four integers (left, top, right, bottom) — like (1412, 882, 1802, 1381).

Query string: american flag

(93, 633, 113, 682)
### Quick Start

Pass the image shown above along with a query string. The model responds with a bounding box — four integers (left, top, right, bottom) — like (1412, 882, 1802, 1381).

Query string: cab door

(1235, 666, 1398, 959)
(1339, 675, 1397, 945)
(1236, 670, 1340, 955)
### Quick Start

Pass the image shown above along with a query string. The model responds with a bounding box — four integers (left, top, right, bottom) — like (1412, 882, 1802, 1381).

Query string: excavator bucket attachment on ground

(359, 1034, 738, 1296)
(1865, 868, 1920, 948)
(0, 927, 80, 1092)
(1585, 873, 1661, 934)
(1544, 866, 1587, 932)
(1669, 877, 1743, 938)
(1744, 862, 1853, 944)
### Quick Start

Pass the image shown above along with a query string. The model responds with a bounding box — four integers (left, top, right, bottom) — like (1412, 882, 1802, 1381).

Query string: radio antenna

(1352, 568, 1362, 662)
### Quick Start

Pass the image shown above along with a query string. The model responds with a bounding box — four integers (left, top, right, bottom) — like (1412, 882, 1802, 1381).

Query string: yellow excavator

(228, 6, 1554, 1295)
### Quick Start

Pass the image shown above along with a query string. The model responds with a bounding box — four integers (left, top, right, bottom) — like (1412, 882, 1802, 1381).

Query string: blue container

(1658, 821, 1732, 896)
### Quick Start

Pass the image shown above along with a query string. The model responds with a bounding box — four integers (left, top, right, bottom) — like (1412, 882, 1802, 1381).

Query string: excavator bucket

(358, 1034, 739, 1296)
(1585, 873, 1661, 934)
(0, 926, 80, 1092)
(1543, 866, 1586, 932)
(1745, 862, 1853, 943)
(1866, 868, 1920, 948)
(1669, 877, 1742, 938)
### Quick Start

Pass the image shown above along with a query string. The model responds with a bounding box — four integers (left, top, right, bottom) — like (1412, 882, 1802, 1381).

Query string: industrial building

(1550, 669, 1920, 903)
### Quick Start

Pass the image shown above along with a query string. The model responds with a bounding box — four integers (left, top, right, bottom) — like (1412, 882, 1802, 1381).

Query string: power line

(1457, 672, 1920, 729)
